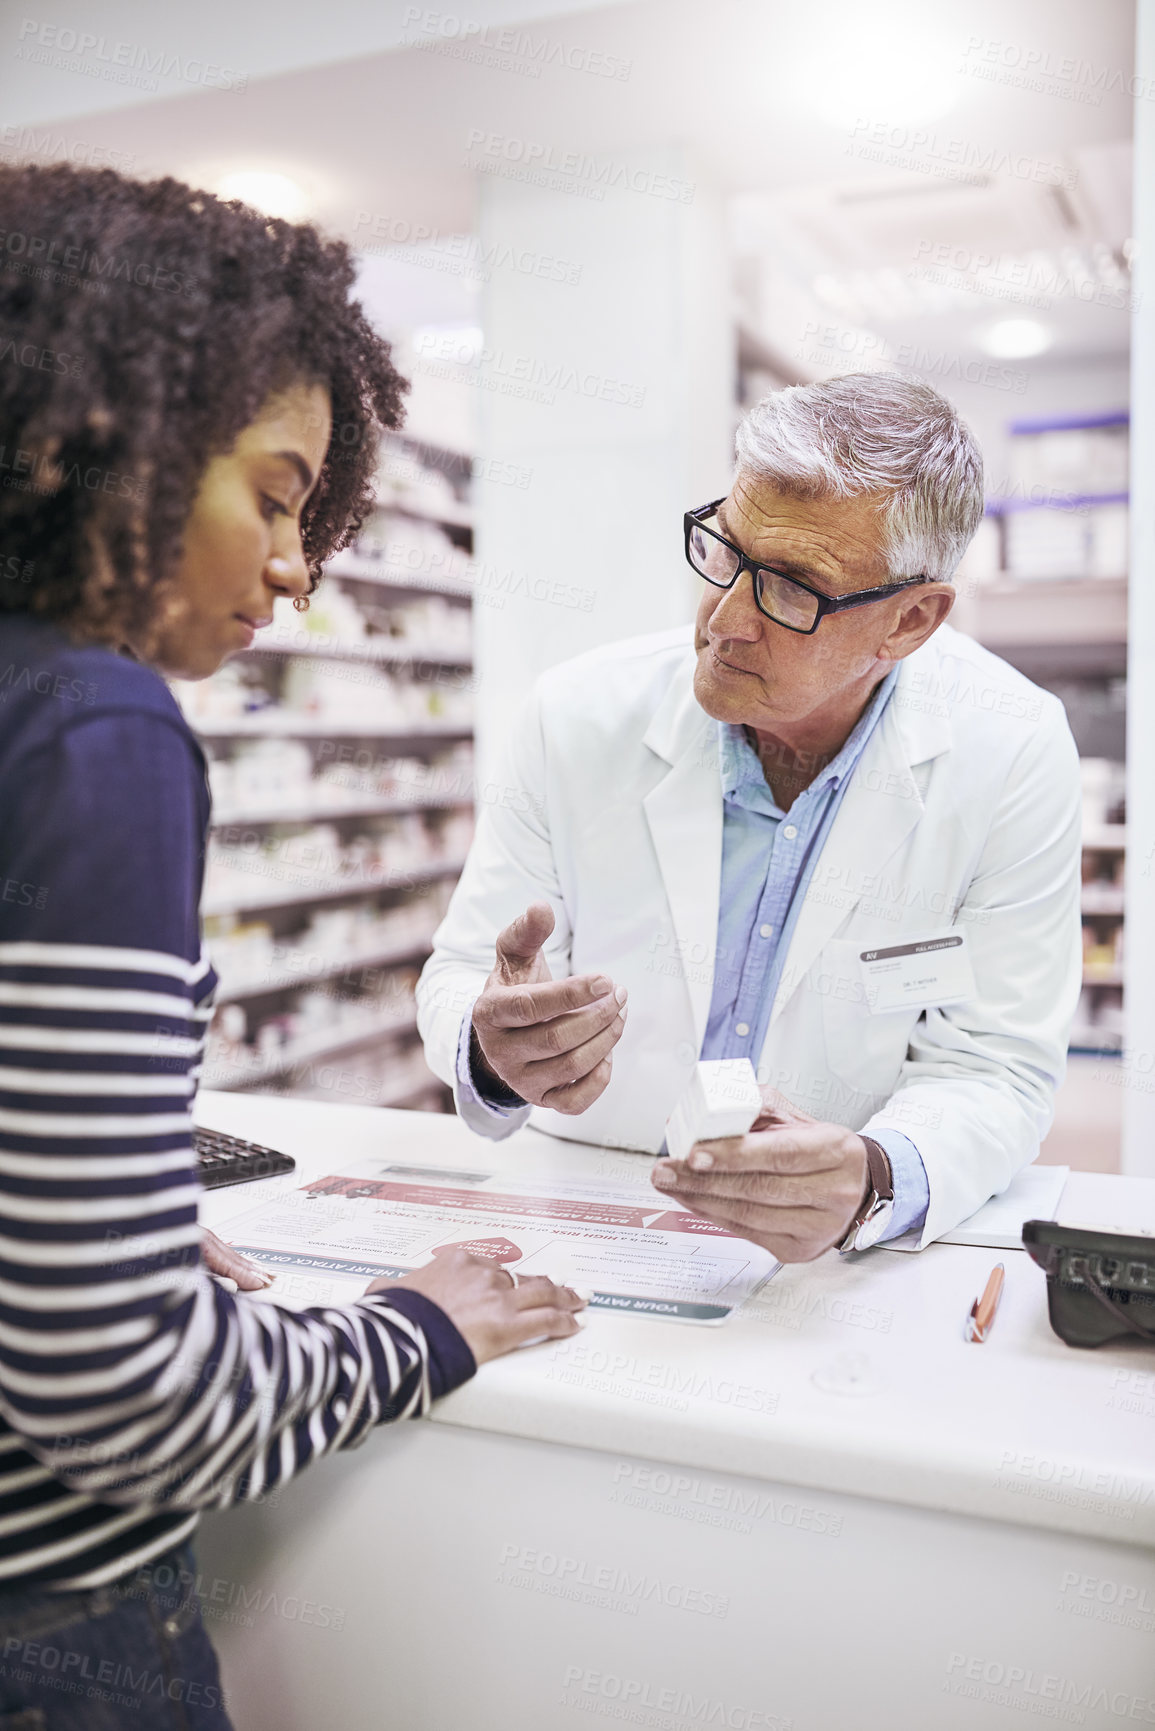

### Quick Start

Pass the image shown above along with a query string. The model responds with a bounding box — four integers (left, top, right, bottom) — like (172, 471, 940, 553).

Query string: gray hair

(734, 373, 984, 581)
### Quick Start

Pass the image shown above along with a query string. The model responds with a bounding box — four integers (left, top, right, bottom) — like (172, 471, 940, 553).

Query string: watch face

(854, 1198, 895, 1252)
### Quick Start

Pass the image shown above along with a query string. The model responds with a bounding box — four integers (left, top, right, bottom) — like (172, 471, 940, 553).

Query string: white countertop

(196, 1090, 1155, 1550)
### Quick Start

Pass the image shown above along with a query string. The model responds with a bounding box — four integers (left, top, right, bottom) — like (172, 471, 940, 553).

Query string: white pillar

(470, 147, 732, 777)
(1123, 0, 1155, 1174)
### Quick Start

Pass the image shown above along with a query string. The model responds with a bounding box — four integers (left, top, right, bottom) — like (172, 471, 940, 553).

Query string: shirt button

(736, 1022, 750, 1037)
(783, 824, 798, 840)
(759, 924, 773, 938)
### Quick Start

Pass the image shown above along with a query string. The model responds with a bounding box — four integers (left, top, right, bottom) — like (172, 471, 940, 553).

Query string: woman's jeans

(0, 1543, 233, 1730)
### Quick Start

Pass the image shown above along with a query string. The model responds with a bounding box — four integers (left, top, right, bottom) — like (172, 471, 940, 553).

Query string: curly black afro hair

(0, 161, 408, 644)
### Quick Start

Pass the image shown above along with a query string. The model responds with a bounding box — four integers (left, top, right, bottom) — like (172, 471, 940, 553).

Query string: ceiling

(3, 0, 1136, 372)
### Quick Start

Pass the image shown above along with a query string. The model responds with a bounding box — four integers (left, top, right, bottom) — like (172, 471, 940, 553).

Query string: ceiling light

(215, 170, 307, 220)
(801, 10, 959, 128)
(979, 319, 1053, 359)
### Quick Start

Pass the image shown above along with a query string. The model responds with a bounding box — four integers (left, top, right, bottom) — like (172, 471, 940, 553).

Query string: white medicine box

(665, 1059, 762, 1160)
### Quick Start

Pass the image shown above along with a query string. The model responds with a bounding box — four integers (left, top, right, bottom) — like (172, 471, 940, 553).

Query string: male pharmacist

(416, 373, 1082, 1261)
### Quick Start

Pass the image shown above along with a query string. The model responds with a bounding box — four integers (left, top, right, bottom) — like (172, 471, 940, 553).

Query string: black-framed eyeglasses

(684, 498, 929, 635)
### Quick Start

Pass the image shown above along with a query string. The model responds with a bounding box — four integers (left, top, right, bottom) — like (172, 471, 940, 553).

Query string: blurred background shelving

(173, 425, 478, 1112)
(960, 413, 1129, 1062)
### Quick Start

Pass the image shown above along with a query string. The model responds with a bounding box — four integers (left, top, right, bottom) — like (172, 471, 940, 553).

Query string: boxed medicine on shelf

(1005, 415, 1129, 498)
(1071, 759, 1127, 1054)
(1003, 501, 1128, 582)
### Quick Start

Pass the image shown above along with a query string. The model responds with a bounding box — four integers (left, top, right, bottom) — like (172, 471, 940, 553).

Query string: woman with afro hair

(0, 163, 584, 1730)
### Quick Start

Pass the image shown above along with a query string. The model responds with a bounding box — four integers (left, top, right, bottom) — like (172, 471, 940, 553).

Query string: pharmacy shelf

(382, 429, 473, 477)
(202, 856, 467, 919)
(376, 497, 474, 531)
(214, 938, 434, 1006)
(1083, 968, 1124, 988)
(996, 641, 1126, 683)
(205, 1013, 419, 1091)
(1009, 411, 1128, 435)
(984, 491, 1128, 516)
(211, 794, 470, 829)
(1083, 825, 1127, 851)
(191, 716, 471, 740)
(243, 637, 472, 669)
(1081, 890, 1125, 916)
(325, 555, 473, 601)
(1002, 415, 1128, 1057)
(974, 577, 1127, 652)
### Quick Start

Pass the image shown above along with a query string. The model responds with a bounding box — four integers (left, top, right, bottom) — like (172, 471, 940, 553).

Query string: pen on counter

(964, 1262, 1005, 1343)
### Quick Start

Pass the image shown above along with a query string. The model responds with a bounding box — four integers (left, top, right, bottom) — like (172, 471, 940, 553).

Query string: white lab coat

(416, 624, 1083, 1246)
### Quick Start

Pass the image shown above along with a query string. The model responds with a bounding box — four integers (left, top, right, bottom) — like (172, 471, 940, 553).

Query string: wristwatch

(838, 1136, 895, 1254)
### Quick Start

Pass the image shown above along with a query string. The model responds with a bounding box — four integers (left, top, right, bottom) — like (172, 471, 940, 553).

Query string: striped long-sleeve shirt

(0, 615, 475, 1588)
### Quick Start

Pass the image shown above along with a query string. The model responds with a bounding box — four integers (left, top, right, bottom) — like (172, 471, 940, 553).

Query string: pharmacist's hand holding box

(654, 1060, 873, 1264)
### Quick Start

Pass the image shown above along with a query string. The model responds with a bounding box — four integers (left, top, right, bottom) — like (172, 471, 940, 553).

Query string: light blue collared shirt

(700, 670, 928, 1241)
(456, 672, 930, 1243)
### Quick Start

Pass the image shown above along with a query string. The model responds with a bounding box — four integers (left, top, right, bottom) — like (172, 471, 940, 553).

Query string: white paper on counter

(216, 1156, 780, 1323)
(881, 1163, 1070, 1253)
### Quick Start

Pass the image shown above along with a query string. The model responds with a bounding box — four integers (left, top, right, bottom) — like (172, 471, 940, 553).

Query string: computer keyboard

(194, 1127, 296, 1189)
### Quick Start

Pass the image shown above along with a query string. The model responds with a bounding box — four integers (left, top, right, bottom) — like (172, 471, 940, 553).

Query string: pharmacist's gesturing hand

(366, 1250, 586, 1364)
(470, 901, 627, 1114)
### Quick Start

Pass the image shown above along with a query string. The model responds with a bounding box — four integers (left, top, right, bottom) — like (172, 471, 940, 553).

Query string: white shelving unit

(177, 429, 476, 1111)
(193, 717, 471, 740)
(972, 413, 1129, 1059)
(246, 638, 472, 668)
(206, 1010, 420, 1091)
(319, 554, 473, 601)
(214, 934, 436, 1006)
(201, 858, 468, 921)
(213, 793, 468, 828)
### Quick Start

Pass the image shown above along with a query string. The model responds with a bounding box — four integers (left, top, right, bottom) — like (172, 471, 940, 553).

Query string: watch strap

(860, 1135, 894, 1204)
(838, 1136, 895, 1254)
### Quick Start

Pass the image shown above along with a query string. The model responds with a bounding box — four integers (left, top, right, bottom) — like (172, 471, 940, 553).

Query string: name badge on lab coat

(857, 929, 975, 1013)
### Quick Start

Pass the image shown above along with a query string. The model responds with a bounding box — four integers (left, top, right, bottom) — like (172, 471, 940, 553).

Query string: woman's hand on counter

(366, 1249, 588, 1364)
(201, 1228, 276, 1291)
